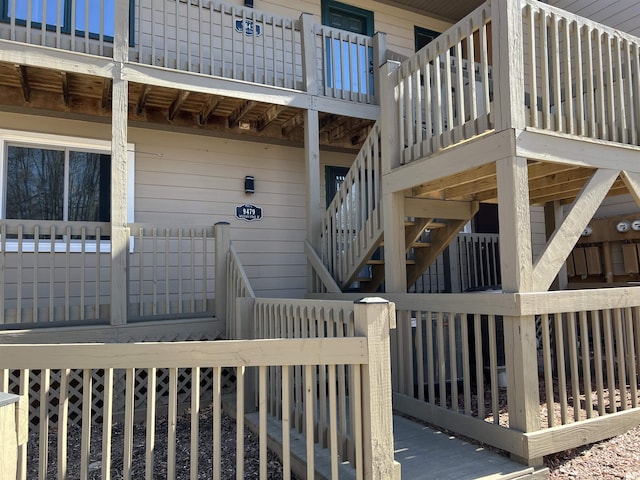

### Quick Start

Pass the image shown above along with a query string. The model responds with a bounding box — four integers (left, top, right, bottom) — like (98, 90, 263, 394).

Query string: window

(0, 129, 135, 251)
(1, 0, 123, 39)
(415, 26, 441, 52)
(6, 145, 110, 222)
(321, 0, 374, 94)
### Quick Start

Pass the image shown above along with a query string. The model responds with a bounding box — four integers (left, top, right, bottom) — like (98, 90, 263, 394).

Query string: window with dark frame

(5, 145, 110, 222)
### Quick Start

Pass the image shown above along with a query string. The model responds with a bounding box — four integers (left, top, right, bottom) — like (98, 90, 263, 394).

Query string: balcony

(0, 0, 383, 149)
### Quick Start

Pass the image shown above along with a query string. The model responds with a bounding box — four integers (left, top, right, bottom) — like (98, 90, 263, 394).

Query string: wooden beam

(530, 179, 626, 205)
(412, 163, 497, 198)
(621, 171, 640, 207)
(227, 100, 257, 128)
(168, 90, 190, 121)
(532, 168, 620, 292)
(101, 78, 112, 112)
(15, 65, 30, 102)
(517, 128, 640, 174)
(256, 104, 284, 132)
(527, 161, 583, 180)
(281, 111, 304, 136)
(61, 72, 70, 106)
(135, 85, 152, 115)
(198, 95, 223, 126)
(404, 198, 477, 220)
(383, 130, 514, 194)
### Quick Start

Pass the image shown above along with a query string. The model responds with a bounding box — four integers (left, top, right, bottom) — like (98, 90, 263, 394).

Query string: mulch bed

(27, 406, 299, 479)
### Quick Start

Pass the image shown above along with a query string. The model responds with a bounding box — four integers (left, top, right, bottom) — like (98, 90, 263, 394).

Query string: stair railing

(320, 121, 383, 289)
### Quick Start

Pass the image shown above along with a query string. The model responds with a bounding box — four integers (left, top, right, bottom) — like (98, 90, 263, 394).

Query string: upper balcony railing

(0, 0, 382, 105)
(390, 0, 640, 168)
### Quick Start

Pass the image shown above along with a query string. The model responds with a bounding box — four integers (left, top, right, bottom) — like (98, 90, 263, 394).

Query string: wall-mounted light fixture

(245, 175, 255, 194)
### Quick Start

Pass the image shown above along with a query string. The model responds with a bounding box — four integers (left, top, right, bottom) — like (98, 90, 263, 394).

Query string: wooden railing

(244, 297, 398, 479)
(0, 1, 384, 105)
(411, 232, 501, 293)
(314, 24, 377, 104)
(1, 0, 115, 55)
(320, 121, 383, 288)
(135, 0, 304, 90)
(0, 299, 398, 479)
(226, 243, 255, 339)
(128, 223, 217, 320)
(522, 0, 640, 146)
(393, 3, 493, 165)
(308, 288, 640, 461)
(0, 220, 229, 327)
(0, 220, 111, 325)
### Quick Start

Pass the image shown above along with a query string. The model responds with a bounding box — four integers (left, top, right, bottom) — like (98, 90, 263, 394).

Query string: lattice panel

(3, 334, 237, 430)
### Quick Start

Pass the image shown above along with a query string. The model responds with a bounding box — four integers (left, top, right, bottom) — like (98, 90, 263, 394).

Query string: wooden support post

(354, 298, 400, 480)
(110, 0, 130, 326)
(300, 13, 318, 95)
(383, 192, 407, 292)
(304, 109, 321, 292)
(0, 393, 24, 480)
(380, 61, 401, 174)
(237, 297, 257, 413)
(379, 60, 405, 293)
(492, 0, 526, 131)
(215, 222, 230, 326)
(372, 32, 387, 106)
(497, 156, 541, 466)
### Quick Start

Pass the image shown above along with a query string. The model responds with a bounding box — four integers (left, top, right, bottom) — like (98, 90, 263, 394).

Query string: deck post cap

(355, 297, 390, 304)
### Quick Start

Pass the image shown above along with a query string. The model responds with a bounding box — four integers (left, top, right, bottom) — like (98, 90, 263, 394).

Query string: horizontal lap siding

(258, 0, 451, 58)
(0, 113, 352, 299)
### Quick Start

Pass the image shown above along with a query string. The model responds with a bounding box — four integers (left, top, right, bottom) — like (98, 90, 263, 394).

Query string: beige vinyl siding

(0, 112, 356, 299)
(245, 0, 451, 58)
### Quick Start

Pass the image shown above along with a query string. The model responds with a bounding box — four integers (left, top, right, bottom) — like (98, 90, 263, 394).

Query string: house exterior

(2, 0, 640, 477)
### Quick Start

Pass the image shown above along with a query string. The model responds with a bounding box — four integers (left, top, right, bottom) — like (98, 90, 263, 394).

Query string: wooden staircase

(318, 120, 480, 294)
(351, 199, 479, 293)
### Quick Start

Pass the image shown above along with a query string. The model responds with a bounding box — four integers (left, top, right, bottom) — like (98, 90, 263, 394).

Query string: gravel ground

(546, 424, 640, 480)
(28, 406, 299, 479)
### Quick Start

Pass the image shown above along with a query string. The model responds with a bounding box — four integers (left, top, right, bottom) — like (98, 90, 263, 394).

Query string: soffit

(374, 0, 485, 23)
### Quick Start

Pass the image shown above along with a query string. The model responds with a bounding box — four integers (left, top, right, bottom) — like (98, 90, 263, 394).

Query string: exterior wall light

(245, 175, 255, 194)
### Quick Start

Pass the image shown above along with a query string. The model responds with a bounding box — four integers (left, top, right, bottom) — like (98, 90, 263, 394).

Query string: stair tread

(367, 260, 385, 265)
(411, 242, 431, 248)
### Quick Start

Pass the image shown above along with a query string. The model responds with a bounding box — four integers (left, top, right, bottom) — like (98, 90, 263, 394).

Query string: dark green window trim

(321, 0, 374, 36)
(414, 25, 440, 52)
(325, 166, 349, 207)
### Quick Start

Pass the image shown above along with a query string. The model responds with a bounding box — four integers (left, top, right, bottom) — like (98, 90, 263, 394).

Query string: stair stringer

(406, 210, 479, 288)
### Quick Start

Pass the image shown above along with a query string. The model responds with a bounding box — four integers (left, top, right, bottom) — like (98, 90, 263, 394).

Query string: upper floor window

(1, 0, 115, 38)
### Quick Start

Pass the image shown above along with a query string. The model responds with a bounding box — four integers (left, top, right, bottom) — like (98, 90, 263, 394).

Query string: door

(321, 0, 374, 94)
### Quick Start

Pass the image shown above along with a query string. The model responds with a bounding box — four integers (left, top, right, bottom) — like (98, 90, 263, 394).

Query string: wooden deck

(392, 415, 546, 480)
